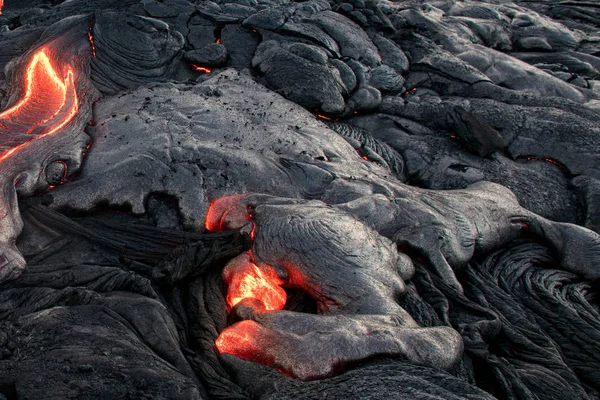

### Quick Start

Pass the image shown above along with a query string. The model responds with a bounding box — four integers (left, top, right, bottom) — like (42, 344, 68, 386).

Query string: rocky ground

(0, 0, 599, 399)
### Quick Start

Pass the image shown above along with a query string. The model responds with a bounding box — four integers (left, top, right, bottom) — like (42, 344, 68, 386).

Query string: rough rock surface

(0, 0, 599, 399)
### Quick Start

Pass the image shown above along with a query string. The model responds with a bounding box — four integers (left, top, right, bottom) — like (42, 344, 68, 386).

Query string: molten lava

(215, 320, 276, 363)
(207, 196, 288, 361)
(193, 65, 212, 74)
(225, 260, 286, 311)
(0, 0, 4, 15)
(205, 194, 250, 231)
(88, 20, 97, 58)
(0, 47, 78, 162)
(526, 156, 565, 169)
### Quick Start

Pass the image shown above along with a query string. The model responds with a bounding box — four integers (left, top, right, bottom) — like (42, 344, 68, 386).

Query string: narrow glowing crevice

(0, 47, 78, 163)
(192, 65, 212, 74)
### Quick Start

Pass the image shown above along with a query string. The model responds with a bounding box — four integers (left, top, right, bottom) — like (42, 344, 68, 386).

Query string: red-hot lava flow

(225, 259, 287, 311)
(0, 0, 4, 15)
(193, 65, 212, 74)
(206, 197, 288, 359)
(215, 320, 277, 363)
(88, 20, 97, 58)
(204, 194, 250, 231)
(0, 47, 78, 162)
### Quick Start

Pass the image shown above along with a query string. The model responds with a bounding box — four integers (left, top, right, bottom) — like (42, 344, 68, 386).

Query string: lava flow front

(0, 47, 78, 162)
(215, 253, 286, 364)
(206, 197, 288, 359)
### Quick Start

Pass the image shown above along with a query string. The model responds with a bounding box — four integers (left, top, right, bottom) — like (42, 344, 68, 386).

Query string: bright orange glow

(205, 194, 249, 231)
(216, 321, 288, 374)
(216, 38, 221, 44)
(193, 65, 212, 74)
(0, 47, 78, 162)
(225, 259, 286, 311)
(216, 320, 266, 359)
(88, 21, 97, 58)
(0, 0, 4, 15)
(526, 156, 564, 169)
(316, 114, 332, 121)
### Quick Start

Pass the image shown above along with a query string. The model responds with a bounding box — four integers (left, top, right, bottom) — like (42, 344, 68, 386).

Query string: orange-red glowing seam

(204, 194, 249, 231)
(193, 65, 212, 74)
(88, 28, 97, 58)
(316, 114, 332, 121)
(526, 157, 564, 169)
(0, 0, 3, 15)
(0, 48, 79, 163)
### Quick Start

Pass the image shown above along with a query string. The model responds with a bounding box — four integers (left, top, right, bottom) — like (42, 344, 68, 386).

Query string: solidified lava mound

(1, 0, 600, 399)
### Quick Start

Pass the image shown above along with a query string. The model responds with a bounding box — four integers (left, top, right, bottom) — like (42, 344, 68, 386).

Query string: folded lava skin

(0, 0, 600, 399)
(0, 16, 97, 282)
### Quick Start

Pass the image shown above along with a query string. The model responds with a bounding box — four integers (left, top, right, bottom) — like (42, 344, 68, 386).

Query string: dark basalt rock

(368, 64, 405, 93)
(253, 40, 347, 113)
(220, 24, 260, 70)
(185, 43, 228, 67)
(447, 106, 505, 157)
(369, 33, 409, 75)
(90, 11, 185, 95)
(0, 0, 599, 398)
(308, 10, 381, 67)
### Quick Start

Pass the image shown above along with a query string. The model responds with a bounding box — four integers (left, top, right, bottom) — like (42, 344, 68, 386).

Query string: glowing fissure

(526, 156, 565, 169)
(88, 20, 97, 58)
(0, 48, 78, 163)
(0, 0, 3, 15)
(193, 65, 212, 74)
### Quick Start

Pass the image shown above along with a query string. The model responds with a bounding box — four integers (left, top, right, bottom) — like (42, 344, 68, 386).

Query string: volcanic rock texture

(0, 0, 600, 399)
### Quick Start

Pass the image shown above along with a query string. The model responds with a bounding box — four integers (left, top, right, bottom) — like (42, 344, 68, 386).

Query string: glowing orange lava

(316, 114, 332, 121)
(0, 0, 4, 15)
(216, 320, 266, 359)
(225, 260, 286, 311)
(216, 320, 287, 373)
(205, 194, 249, 231)
(0, 47, 78, 162)
(88, 20, 97, 58)
(526, 156, 564, 169)
(193, 65, 212, 74)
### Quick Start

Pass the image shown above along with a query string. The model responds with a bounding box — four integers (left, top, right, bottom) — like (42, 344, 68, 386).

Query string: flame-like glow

(0, 47, 78, 162)
(0, 0, 4, 15)
(193, 65, 212, 74)
(226, 260, 286, 311)
(317, 114, 332, 121)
